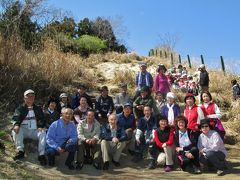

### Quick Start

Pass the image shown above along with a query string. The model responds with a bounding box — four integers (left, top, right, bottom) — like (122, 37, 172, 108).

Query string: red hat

(184, 93, 195, 103)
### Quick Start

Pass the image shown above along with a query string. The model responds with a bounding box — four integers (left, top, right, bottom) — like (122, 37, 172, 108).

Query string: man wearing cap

(134, 62, 153, 100)
(59, 93, 71, 111)
(114, 83, 132, 114)
(116, 103, 136, 154)
(199, 64, 209, 92)
(71, 84, 93, 109)
(12, 89, 47, 165)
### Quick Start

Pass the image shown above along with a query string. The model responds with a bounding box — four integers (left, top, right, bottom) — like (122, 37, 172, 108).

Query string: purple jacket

(153, 74, 170, 94)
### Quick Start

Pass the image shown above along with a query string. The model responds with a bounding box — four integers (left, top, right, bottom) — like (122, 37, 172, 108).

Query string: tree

(77, 17, 93, 37)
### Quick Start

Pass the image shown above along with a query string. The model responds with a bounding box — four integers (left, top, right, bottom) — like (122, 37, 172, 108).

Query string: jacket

(77, 119, 101, 141)
(100, 124, 127, 142)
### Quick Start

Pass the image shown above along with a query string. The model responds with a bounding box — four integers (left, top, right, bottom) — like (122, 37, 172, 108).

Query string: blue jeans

(46, 143, 77, 166)
(199, 151, 226, 170)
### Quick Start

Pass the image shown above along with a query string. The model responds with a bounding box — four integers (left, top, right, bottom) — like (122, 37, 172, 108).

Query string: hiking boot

(13, 151, 25, 160)
(93, 161, 102, 170)
(38, 155, 47, 166)
(164, 165, 173, 172)
(112, 159, 120, 167)
(217, 170, 225, 176)
(147, 160, 156, 169)
(103, 161, 109, 170)
(76, 161, 84, 170)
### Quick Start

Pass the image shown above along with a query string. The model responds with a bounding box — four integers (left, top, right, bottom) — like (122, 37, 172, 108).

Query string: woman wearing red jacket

(148, 115, 174, 172)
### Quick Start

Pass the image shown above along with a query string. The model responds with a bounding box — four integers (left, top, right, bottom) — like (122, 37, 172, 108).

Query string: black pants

(199, 151, 226, 170)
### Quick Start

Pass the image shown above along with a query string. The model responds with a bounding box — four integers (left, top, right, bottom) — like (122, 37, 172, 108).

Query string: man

(71, 84, 93, 109)
(199, 64, 209, 92)
(114, 83, 132, 114)
(12, 89, 47, 165)
(100, 114, 127, 170)
(134, 62, 153, 100)
(132, 106, 157, 163)
(116, 103, 136, 154)
(95, 86, 114, 124)
(76, 109, 101, 170)
(46, 108, 78, 170)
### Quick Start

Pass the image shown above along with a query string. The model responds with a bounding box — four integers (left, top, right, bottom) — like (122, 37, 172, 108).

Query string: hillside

(0, 37, 240, 178)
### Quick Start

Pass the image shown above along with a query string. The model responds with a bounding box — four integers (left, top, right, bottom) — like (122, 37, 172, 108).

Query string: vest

(184, 104, 199, 131)
(201, 102, 215, 117)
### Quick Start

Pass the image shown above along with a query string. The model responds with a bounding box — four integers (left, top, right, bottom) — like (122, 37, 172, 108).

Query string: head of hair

(175, 115, 188, 128)
(200, 90, 212, 102)
(231, 79, 237, 85)
(61, 108, 73, 115)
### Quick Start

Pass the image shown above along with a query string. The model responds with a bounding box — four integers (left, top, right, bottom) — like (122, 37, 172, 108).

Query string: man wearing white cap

(12, 89, 47, 165)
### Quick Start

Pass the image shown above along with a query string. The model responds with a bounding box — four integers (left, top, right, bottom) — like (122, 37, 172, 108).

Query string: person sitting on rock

(174, 115, 201, 174)
(114, 83, 132, 114)
(116, 102, 136, 155)
(12, 89, 47, 166)
(100, 114, 127, 170)
(76, 109, 101, 170)
(161, 92, 181, 129)
(43, 97, 60, 129)
(154, 92, 166, 116)
(132, 106, 156, 163)
(197, 118, 227, 176)
(59, 93, 71, 111)
(147, 115, 174, 172)
(133, 86, 154, 119)
(95, 86, 114, 124)
(46, 108, 78, 170)
(73, 96, 91, 124)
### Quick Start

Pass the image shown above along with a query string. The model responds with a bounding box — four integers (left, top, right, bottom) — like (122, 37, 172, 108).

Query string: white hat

(199, 64, 205, 69)
(166, 92, 176, 99)
(59, 93, 68, 98)
(24, 89, 35, 97)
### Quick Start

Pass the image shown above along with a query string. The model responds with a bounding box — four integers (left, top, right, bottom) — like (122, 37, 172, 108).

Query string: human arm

(207, 104, 222, 119)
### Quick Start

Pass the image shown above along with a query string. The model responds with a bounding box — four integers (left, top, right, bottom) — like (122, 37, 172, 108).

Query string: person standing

(198, 64, 209, 93)
(12, 89, 47, 165)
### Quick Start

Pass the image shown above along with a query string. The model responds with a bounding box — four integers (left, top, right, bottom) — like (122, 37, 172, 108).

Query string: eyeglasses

(201, 125, 209, 128)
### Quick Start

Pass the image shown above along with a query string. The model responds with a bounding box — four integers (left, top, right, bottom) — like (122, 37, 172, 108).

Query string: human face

(167, 97, 174, 105)
(80, 97, 87, 107)
(86, 111, 95, 123)
(101, 89, 108, 97)
(78, 88, 86, 95)
(24, 94, 35, 106)
(177, 120, 186, 131)
(121, 87, 127, 94)
(144, 106, 152, 117)
(62, 109, 73, 123)
(141, 91, 148, 98)
(140, 65, 147, 72)
(156, 94, 163, 102)
(202, 93, 210, 103)
(61, 97, 68, 103)
(123, 106, 132, 117)
(186, 97, 194, 106)
(49, 102, 56, 110)
(108, 115, 117, 127)
(201, 124, 210, 134)
(159, 119, 168, 130)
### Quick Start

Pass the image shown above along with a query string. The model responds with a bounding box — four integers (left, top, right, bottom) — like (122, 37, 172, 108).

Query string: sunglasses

(201, 125, 209, 128)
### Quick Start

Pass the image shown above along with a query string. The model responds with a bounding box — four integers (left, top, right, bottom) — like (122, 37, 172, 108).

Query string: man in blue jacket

(100, 114, 127, 170)
(46, 108, 78, 170)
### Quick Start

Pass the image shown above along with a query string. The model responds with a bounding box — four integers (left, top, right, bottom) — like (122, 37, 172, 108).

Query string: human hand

(176, 147, 182, 153)
(112, 137, 119, 143)
(186, 152, 194, 159)
(162, 143, 167, 148)
(13, 126, 20, 134)
(58, 147, 65, 154)
(136, 139, 140, 145)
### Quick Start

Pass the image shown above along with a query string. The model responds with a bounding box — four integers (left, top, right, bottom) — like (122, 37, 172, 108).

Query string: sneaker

(103, 161, 109, 170)
(164, 165, 172, 172)
(38, 155, 47, 166)
(193, 166, 202, 174)
(112, 159, 120, 167)
(147, 160, 156, 169)
(76, 161, 84, 170)
(217, 170, 225, 176)
(13, 151, 25, 160)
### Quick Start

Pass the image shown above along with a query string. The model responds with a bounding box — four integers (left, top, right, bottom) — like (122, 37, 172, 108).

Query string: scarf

(138, 72, 150, 88)
(167, 103, 175, 125)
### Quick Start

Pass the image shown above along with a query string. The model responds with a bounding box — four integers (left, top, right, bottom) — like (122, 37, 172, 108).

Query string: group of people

(11, 62, 229, 176)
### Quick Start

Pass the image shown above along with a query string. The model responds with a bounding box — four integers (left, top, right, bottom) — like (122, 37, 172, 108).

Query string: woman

(200, 91, 225, 139)
(197, 119, 227, 176)
(153, 64, 170, 98)
(184, 93, 204, 131)
(154, 92, 166, 115)
(44, 97, 60, 129)
(73, 96, 91, 124)
(174, 115, 201, 174)
(161, 92, 181, 128)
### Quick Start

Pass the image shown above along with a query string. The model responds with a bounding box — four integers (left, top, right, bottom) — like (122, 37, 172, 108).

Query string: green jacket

(133, 95, 154, 108)
(12, 103, 45, 128)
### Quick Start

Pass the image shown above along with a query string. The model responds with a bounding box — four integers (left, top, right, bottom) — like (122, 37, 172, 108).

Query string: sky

(47, 0, 240, 72)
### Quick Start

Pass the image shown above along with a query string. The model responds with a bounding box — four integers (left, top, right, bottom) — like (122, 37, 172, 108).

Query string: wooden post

(164, 51, 167, 58)
(171, 53, 174, 66)
(155, 49, 158, 56)
(220, 56, 226, 75)
(200, 55, 205, 64)
(159, 50, 162, 58)
(187, 55, 192, 68)
(178, 54, 182, 64)
(148, 51, 151, 56)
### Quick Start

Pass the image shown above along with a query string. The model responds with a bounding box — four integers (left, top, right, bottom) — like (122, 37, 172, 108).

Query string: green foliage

(77, 18, 93, 36)
(75, 35, 107, 57)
